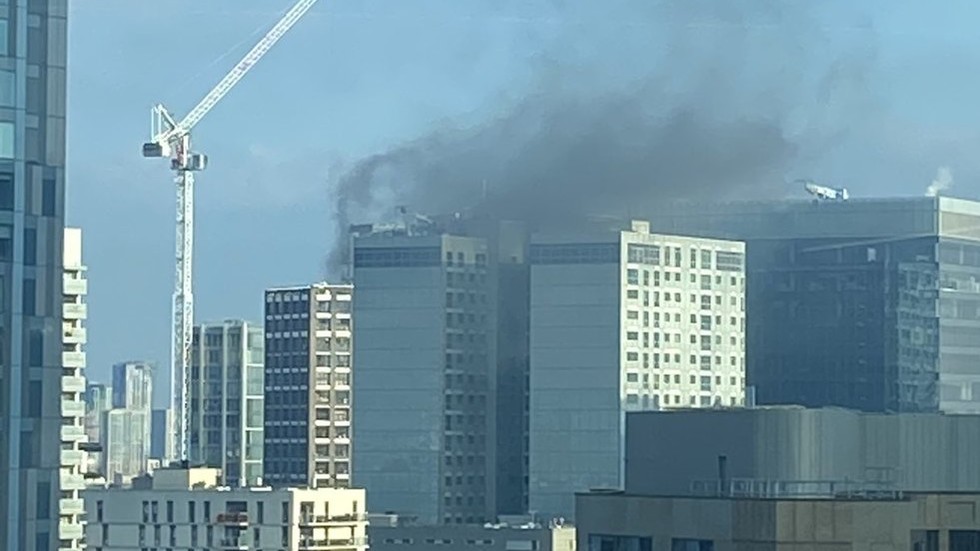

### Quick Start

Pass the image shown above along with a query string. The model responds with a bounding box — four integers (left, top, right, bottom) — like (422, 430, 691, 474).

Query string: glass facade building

(647, 196, 980, 413)
(0, 1, 69, 549)
(352, 232, 497, 524)
(188, 319, 264, 486)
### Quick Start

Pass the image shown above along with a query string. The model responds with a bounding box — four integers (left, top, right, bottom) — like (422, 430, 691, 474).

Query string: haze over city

(70, 0, 980, 403)
(9, 1, 980, 549)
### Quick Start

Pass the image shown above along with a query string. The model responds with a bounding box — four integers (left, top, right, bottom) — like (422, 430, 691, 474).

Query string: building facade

(576, 490, 980, 551)
(111, 360, 153, 411)
(264, 283, 353, 489)
(352, 229, 497, 524)
(83, 466, 368, 551)
(150, 408, 177, 465)
(647, 196, 980, 413)
(0, 1, 70, 548)
(369, 516, 575, 551)
(624, 407, 980, 497)
(188, 319, 264, 486)
(528, 220, 746, 520)
(102, 408, 150, 486)
(84, 382, 111, 476)
(60, 227, 88, 550)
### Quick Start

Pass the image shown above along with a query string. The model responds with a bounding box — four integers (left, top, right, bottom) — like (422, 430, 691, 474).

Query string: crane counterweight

(141, 0, 320, 461)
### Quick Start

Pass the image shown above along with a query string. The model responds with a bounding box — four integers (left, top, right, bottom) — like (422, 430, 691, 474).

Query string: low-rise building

(624, 407, 980, 496)
(576, 490, 980, 551)
(369, 515, 575, 551)
(83, 466, 368, 551)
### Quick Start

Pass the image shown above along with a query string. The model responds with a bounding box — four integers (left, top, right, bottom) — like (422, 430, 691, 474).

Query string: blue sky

(68, 0, 980, 404)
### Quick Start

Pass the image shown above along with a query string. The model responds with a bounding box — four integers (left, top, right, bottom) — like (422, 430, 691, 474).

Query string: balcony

(60, 425, 86, 443)
(299, 513, 365, 526)
(62, 303, 87, 320)
(63, 327, 87, 345)
(59, 472, 85, 491)
(299, 537, 368, 549)
(214, 512, 249, 526)
(63, 278, 87, 296)
(61, 375, 85, 393)
(61, 397, 86, 418)
(59, 498, 85, 515)
(60, 449, 84, 466)
(62, 351, 85, 368)
(58, 519, 84, 540)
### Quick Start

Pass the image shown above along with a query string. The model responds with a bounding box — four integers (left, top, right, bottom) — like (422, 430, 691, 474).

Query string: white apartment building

(61, 227, 89, 549)
(264, 283, 353, 489)
(84, 466, 368, 551)
(528, 220, 746, 520)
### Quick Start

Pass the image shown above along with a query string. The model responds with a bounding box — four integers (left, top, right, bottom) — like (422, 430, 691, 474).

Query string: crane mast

(142, 0, 319, 461)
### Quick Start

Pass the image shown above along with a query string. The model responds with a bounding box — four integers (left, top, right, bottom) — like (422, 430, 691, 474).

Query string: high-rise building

(84, 466, 368, 551)
(264, 284, 353, 489)
(188, 319, 264, 486)
(0, 1, 70, 548)
(150, 408, 177, 465)
(101, 408, 151, 486)
(103, 361, 153, 485)
(60, 227, 88, 550)
(352, 227, 497, 524)
(527, 220, 746, 519)
(84, 382, 112, 476)
(646, 196, 980, 413)
(111, 360, 153, 411)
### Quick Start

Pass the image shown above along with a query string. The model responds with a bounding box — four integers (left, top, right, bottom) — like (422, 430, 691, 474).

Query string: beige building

(576, 490, 980, 551)
(60, 227, 89, 550)
(84, 466, 367, 551)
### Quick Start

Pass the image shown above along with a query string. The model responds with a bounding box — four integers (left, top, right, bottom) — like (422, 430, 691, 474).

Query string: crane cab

(172, 152, 208, 172)
(142, 142, 166, 158)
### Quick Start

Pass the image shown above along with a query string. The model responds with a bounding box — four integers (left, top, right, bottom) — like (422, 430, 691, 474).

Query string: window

(0, 69, 13, 107)
(24, 227, 35, 265)
(0, 122, 13, 159)
(0, 173, 11, 210)
(627, 268, 639, 285)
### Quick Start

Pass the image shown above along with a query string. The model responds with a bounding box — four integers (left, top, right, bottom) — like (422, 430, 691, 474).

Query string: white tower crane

(142, 0, 320, 460)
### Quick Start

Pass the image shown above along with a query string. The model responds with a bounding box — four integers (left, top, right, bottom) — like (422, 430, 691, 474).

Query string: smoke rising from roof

(325, 1, 878, 273)
(926, 166, 953, 197)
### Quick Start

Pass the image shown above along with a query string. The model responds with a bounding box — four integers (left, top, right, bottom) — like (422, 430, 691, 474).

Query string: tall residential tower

(60, 227, 88, 550)
(0, 1, 70, 548)
(527, 220, 746, 519)
(264, 283, 353, 489)
(188, 319, 264, 486)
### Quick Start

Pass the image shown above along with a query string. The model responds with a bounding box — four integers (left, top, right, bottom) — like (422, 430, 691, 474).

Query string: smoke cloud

(926, 166, 953, 197)
(325, 1, 878, 273)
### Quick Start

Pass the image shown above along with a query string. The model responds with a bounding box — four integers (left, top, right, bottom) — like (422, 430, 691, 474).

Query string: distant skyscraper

(188, 320, 265, 486)
(84, 382, 112, 475)
(527, 220, 747, 519)
(101, 408, 151, 486)
(104, 361, 153, 484)
(264, 284, 353, 489)
(646, 196, 980, 413)
(352, 228, 497, 524)
(60, 228, 88, 550)
(111, 361, 153, 411)
(0, 1, 70, 547)
(151, 408, 177, 465)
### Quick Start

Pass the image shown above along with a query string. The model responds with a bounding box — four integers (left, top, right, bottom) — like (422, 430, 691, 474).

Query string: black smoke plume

(325, 1, 877, 274)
